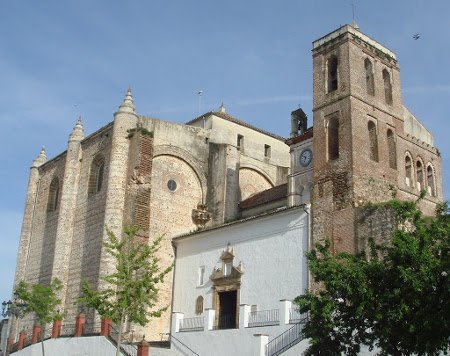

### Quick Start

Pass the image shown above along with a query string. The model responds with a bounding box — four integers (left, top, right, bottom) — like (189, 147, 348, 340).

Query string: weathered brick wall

(311, 27, 443, 254)
(355, 204, 397, 254)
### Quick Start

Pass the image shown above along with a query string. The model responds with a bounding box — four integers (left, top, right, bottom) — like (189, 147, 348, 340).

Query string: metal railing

(289, 307, 304, 324)
(266, 315, 308, 356)
(42, 326, 52, 340)
(170, 333, 200, 356)
(213, 313, 237, 330)
(109, 323, 137, 356)
(248, 309, 280, 327)
(179, 316, 204, 332)
(24, 334, 32, 347)
(83, 322, 101, 335)
(60, 323, 76, 336)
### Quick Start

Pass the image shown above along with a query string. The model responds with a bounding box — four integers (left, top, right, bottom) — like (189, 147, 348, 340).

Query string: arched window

(364, 58, 375, 95)
(387, 129, 397, 169)
(195, 296, 204, 315)
(416, 160, 424, 192)
(368, 121, 378, 162)
(426, 164, 436, 197)
(405, 154, 413, 187)
(89, 155, 105, 196)
(327, 118, 339, 161)
(47, 177, 60, 212)
(383, 69, 393, 105)
(327, 56, 338, 93)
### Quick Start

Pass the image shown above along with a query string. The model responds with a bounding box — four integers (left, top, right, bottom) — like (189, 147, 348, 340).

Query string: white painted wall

(173, 207, 309, 316)
(171, 206, 310, 356)
(12, 336, 127, 356)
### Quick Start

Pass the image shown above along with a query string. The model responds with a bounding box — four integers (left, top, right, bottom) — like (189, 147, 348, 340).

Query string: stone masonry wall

(64, 126, 112, 323)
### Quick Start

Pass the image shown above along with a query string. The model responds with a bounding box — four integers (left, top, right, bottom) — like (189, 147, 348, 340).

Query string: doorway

(218, 290, 237, 329)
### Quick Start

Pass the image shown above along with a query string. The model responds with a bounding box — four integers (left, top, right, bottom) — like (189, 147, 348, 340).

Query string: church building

(8, 23, 443, 355)
(169, 23, 443, 355)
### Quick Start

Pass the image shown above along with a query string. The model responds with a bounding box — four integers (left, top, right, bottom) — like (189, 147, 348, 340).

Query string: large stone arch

(153, 145, 207, 202)
(140, 152, 205, 341)
(239, 163, 275, 186)
(238, 167, 274, 201)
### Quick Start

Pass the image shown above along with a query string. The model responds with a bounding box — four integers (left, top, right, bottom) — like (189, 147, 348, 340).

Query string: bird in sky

(413, 33, 420, 40)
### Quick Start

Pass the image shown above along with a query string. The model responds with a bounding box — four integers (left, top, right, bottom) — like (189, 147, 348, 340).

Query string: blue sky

(1, 1, 449, 306)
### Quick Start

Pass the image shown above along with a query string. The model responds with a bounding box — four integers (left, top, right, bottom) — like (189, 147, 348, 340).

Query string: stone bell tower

(310, 23, 441, 253)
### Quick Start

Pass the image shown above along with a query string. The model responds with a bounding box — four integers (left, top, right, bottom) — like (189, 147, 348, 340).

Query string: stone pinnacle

(69, 116, 85, 141)
(32, 146, 47, 167)
(118, 87, 136, 113)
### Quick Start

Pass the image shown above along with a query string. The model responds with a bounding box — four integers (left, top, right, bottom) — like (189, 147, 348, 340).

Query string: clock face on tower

(299, 148, 312, 167)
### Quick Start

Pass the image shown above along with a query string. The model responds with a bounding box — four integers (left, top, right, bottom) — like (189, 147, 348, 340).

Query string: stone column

(171, 312, 184, 333)
(253, 333, 269, 356)
(100, 317, 111, 337)
(239, 304, 251, 328)
(207, 144, 240, 225)
(51, 319, 62, 338)
(280, 300, 292, 325)
(51, 118, 84, 308)
(75, 313, 86, 337)
(137, 339, 149, 356)
(17, 331, 26, 350)
(204, 309, 215, 331)
(98, 89, 138, 289)
(31, 324, 41, 344)
(10, 148, 47, 341)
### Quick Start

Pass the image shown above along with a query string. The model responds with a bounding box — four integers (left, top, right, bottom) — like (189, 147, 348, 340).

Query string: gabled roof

(239, 183, 288, 210)
(186, 111, 286, 142)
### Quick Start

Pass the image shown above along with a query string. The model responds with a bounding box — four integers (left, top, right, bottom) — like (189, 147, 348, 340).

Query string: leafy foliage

(14, 278, 64, 325)
(296, 201, 450, 355)
(79, 225, 172, 327)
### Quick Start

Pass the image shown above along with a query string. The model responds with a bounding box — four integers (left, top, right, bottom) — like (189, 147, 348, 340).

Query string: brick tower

(311, 24, 442, 253)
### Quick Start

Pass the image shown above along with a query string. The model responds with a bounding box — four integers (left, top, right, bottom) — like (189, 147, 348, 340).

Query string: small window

(223, 262, 232, 276)
(327, 118, 339, 161)
(47, 177, 60, 212)
(364, 58, 375, 96)
(96, 162, 104, 192)
(198, 266, 205, 286)
(237, 135, 244, 150)
(89, 155, 106, 196)
(264, 144, 271, 158)
(327, 56, 338, 93)
(387, 129, 397, 169)
(195, 296, 204, 315)
(368, 121, 379, 162)
(167, 179, 177, 191)
(416, 160, 424, 192)
(426, 165, 436, 197)
(405, 154, 413, 187)
(383, 69, 393, 105)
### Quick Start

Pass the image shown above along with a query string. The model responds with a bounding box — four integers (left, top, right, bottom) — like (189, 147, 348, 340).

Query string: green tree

(79, 226, 173, 356)
(14, 278, 64, 356)
(296, 200, 450, 355)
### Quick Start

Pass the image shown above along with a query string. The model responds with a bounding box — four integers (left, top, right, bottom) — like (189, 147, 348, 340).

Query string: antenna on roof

(197, 90, 203, 115)
(350, 1, 360, 29)
(74, 103, 80, 118)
